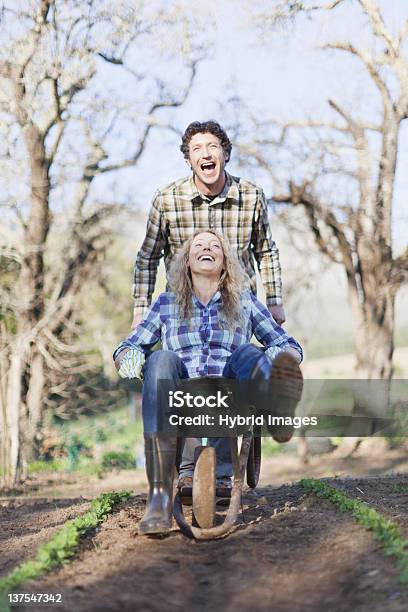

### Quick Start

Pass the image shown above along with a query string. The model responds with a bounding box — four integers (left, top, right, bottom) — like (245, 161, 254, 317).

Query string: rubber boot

(251, 352, 303, 442)
(138, 433, 177, 535)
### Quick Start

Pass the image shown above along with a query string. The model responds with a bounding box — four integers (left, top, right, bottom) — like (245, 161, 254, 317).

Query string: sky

(2, 0, 408, 347)
(4, 0, 405, 244)
(113, 0, 408, 347)
(116, 0, 408, 255)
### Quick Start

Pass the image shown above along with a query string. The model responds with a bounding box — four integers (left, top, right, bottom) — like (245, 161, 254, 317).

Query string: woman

(114, 230, 303, 535)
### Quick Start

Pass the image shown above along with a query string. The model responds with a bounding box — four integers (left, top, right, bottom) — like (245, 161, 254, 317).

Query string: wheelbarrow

(169, 376, 262, 540)
(173, 433, 261, 540)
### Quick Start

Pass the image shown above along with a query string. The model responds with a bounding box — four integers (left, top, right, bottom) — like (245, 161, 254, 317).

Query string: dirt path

(4, 479, 408, 612)
(3, 448, 408, 612)
(0, 498, 90, 579)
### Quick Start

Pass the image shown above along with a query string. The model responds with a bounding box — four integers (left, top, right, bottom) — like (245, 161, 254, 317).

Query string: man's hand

(268, 304, 286, 325)
(131, 312, 143, 330)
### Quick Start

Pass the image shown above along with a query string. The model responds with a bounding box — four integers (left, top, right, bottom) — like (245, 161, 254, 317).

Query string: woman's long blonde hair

(168, 229, 248, 329)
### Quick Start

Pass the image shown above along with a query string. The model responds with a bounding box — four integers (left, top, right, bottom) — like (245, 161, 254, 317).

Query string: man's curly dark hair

(180, 121, 232, 163)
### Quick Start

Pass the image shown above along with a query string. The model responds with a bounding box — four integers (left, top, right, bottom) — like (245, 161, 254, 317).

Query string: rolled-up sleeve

(113, 295, 163, 362)
(132, 193, 167, 316)
(251, 189, 282, 306)
(249, 293, 303, 361)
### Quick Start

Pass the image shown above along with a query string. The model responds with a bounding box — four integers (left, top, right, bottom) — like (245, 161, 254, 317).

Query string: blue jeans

(141, 344, 269, 478)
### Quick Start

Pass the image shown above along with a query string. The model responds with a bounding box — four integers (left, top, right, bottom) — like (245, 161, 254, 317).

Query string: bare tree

(239, 0, 408, 382)
(0, 0, 201, 486)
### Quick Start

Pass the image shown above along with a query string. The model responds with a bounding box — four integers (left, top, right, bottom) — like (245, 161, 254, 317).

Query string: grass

(0, 489, 131, 611)
(392, 484, 408, 494)
(28, 459, 66, 474)
(101, 450, 135, 470)
(261, 438, 282, 456)
(26, 405, 144, 478)
(301, 478, 408, 584)
(56, 405, 143, 451)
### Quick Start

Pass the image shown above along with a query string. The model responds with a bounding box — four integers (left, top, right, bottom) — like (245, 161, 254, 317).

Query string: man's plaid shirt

(114, 291, 302, 379)
(133, 172, 282, 316)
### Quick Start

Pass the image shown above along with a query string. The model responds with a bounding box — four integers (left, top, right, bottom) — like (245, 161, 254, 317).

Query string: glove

(118, 348, 145, 379)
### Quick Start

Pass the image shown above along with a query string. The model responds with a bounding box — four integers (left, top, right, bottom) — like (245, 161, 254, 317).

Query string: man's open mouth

(201, 162, 216, 174)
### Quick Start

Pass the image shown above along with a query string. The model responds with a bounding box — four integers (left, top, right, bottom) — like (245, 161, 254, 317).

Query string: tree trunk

(0, 421, 8, 486)
(348, 280, 394, 432)
(20, 126, 50, 323)
(26, 351, 46, 460)
(349, 284, 395, 380)
(0, 345, 10, 485)
(5, 126, 51, 482)
(5, 348, 25, 486)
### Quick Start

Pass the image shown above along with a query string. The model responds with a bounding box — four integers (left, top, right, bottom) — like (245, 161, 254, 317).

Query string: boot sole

(216, 486, 232, 498)
(271, 352, 303, 400)
(268, 352, 303, 442)
(138, 521, 172, 535)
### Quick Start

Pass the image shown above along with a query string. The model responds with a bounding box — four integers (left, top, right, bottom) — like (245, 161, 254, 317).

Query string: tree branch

(321, 42, 394, 115)
(391, 248, 408, 289)
(328, 99, 373, 213)
(303, 0, 345, 10)
(97, 52, 123, 65)
(94, 60, 198, 175)
(274, 182, 357, 283)
(358, 0, 397, 57)
(277, 118, 381, 133)
(60, 77, 91, 110)
(397, 19, 408, 47)
(273, 184, 339, 263)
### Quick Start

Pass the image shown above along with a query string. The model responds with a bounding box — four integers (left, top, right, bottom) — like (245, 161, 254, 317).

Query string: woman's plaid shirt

(114, 291, 302, 379)
(133, 172, 282, 316)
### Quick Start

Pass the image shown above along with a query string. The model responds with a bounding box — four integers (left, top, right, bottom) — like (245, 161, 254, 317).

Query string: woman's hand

(116, 348, 146, 379)
(114, 348, 130, 370)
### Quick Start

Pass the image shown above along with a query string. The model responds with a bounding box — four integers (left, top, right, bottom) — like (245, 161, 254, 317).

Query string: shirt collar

(192, 290, 222, 309)
(188, 172, 239, 206)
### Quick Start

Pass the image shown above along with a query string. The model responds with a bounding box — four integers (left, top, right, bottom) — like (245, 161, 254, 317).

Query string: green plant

(55, 405, 143, 453)
(301, 478, 408, 583)
(261, 438, 282, 456)
(95, 427, 108, 443)
(0, 490, 131, 604)
(28, 459, 66, 474)
(101, 450, 135, 470)
(66, 435, 91, 471)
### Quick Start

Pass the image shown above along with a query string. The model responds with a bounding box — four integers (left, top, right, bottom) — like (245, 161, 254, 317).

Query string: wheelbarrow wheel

(192, 445, 216, 529)
(246, 435, 261, 488)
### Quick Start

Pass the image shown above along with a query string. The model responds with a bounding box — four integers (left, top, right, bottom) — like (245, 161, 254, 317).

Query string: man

(131, 120, 286, 498)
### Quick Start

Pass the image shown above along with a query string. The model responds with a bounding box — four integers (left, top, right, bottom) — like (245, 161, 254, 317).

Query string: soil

(2, 446, 408, 612)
